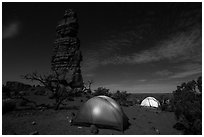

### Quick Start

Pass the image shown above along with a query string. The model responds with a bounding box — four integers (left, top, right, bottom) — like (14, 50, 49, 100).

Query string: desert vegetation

(22, 72, 79, 110)
(93, 87, 112, 97)
(172, 76, 202, 135)
(3, 76, 202, 135)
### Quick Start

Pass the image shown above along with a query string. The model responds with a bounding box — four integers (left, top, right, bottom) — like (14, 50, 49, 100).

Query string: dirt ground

(2, 94, 181, 135)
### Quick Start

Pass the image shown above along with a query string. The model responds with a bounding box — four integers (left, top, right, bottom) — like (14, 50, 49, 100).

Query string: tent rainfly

(140, 97, 160, 108)
(72, 95, 129, 131)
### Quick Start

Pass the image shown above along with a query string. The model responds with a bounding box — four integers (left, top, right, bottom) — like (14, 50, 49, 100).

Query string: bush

(30, 88, 35, 91)
(67, 97, 75, 101)
(86, 89, 92, 94)
(126, 100, 133, 106)
(160, 100, 174, 112)
(133, 98, 141, 104)
(191, 119, 202, 135)
(111, 90, 129, 106)
(73, 89, 83, 97)
(93, 87, 111, 97)
(34, 89, 46, 96)
(2, 99, 16, 114)
(172, 76, 202, 135)
(5, 81, 31, 93)
(19, 99, 28, 106)
(173, 122, 186, 130)
(160, 104, 167, 111)
(2, 85, 12, 98)
(86, 95, 91, 99)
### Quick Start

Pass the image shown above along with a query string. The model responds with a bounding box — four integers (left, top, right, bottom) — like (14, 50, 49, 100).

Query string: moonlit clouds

(80, 4, 201, 93)
(101, 26, 201, 65)
(170, 63, 202, 79)
(154, 63, 202, 80)
(155, 70, 173, 77)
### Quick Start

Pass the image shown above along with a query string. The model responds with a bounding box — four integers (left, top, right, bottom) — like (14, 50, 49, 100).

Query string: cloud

(155, 70, 173, 77)
(100, 7, 201, 65)
(81, 33, 135, 72)
(170, 69, 201, 79)
(3, 22, 20, 39)
(102, 26, 201, 65)
(169, 63, 202, 79)
(154, 63, 202, 79)
(138, 79, 147, 82)
(81, 24, 152, 71)
(82, 6, 201, 73)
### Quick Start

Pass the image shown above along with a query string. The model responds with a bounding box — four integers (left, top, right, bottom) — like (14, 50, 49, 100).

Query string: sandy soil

(2, 94, 181, 135)
(2, 91, 181, 135)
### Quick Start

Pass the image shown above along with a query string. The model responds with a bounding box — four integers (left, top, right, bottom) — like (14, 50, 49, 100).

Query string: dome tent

(72, 95, 129, 131)
(140, 97, 160, 108)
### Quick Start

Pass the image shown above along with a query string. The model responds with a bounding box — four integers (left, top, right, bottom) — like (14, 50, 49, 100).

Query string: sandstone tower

(51, 9, 83, 89)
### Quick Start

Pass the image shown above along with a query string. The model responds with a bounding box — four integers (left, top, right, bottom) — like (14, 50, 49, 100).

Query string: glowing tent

(72, 95, 129, 131)
(140, 97, 160, 108)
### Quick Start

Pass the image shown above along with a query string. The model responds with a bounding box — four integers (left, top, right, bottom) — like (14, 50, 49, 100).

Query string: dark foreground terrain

(2, 91, 181, 135)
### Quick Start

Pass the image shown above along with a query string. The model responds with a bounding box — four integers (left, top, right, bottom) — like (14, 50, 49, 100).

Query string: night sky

(3, 2, 202, 93)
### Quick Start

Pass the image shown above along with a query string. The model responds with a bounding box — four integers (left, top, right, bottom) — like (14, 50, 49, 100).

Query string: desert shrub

(86, 95, 91, 99)
(126, 100, 133, 106)
(172, 76, 202, 135)
(83, 80, 93, 94)
(34, 89, 46, 96)
(5, 81, 31, 93)
(160, 99, 174, 112)
(67, 97, 75, 101)
(112, 90, 129, 106)
(30, 88, 35, 91)
(73, 89, 83, 97)
(2, 86, 11, 98)
(133, 98, 141, 104)
(86, 89, 92, 94)
(164, 104, 174, 112)
(173, 122, 186, 130)
(158, 95, 173, 111)
(19, 91, 27, 96)
(19, 99, 28, 106)
(2, 99, 16, 114)
(23, 72, 76, 110)
(160, 104, 166, 111)
(191, 119, 202, 135)
(93, 87, 111, 97)
(160, 103, 173, 111)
